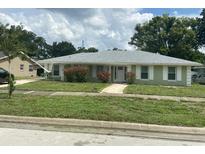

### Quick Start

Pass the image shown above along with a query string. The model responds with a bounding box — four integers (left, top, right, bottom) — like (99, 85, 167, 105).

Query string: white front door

(114, 66, 125, 82)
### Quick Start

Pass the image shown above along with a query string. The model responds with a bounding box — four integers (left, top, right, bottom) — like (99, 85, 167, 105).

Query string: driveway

(100, 83, 128, 94)
(0, 79, 39, 88)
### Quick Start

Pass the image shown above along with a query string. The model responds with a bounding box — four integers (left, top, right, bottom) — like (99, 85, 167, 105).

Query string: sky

(0, 8, 203, 51)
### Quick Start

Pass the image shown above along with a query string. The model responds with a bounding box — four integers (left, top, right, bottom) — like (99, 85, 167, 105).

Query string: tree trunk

(8, 57, 12, 98)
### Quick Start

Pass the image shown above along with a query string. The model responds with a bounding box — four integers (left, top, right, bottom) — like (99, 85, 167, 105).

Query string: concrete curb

(0, 115, 205, 135)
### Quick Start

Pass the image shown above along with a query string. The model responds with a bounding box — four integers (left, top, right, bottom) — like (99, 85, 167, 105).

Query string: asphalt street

(0, 127, 204, 146)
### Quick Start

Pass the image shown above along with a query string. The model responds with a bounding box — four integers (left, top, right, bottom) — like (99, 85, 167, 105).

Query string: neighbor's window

(20, 64, 24, 71)
(168, 67, 176, 80)
(141, 66, 148, 79)
(53, 64, 60, 76)
(29, 65, 33, 72)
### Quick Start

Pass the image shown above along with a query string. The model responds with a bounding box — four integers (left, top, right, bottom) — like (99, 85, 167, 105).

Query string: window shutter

(163, 66, 168, 80)
(136, 65, 141, 79)
(177, 66, 182, 81)
(186, 66, 191, 86)
(149, 66, 154, 80)
(59, 64, 64, 81)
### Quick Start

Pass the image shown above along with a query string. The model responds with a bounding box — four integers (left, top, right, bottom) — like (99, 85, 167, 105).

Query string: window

(29, 65, 33, 72)
(118, 66, 123, 70)
(53, 64, 59, 76)
(141, 66, 148, 79)
(20, 64, 24, 71)
(168, 67, 176, 80)
(97, 65, 103, 73)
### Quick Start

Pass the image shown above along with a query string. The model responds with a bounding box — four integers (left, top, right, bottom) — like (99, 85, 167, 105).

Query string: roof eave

(38, 61, 203, 66)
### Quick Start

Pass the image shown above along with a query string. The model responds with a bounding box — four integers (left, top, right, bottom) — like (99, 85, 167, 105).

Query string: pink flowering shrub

(97, 71, 110, 83)
(64, 66, 88, 82)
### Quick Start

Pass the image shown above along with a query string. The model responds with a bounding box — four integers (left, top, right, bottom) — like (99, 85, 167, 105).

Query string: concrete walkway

(1, 89, 205, 102)
(100, 83, 128, 94)
(0, 79, 38, 88)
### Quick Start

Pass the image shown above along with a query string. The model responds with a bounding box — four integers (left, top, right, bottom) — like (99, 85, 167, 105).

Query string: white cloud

(0, 9, 154, 50)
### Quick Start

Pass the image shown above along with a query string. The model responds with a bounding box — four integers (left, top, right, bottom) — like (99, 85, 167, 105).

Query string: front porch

(91, 65, 129, 83)
(45, 63, 133, 83)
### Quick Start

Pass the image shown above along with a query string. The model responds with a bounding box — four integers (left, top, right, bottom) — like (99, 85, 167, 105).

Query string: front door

(114, 66, 126, 82)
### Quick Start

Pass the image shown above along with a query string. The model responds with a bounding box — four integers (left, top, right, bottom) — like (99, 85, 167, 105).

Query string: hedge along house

(38, 50, 202, 86)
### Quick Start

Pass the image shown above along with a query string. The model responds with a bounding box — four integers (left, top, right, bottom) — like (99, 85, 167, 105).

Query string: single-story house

(0, 51, 49, 78)
(39, 50, 202, 86)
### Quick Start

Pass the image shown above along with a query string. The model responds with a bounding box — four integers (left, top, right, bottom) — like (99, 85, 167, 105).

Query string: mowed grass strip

(0, 94, 205, 127)
(124, 84, 205, 98)
(16, 80, 110, 93)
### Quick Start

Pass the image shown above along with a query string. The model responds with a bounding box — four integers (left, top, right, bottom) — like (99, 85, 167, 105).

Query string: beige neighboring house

(0, 51, 47, 77)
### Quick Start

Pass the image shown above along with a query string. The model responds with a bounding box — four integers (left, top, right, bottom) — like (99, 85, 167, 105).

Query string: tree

(197, 9, 205, 47)
(77, 47, 98, 53)
(0, 24, 45, 98)
(87, 47, 98, 53)
(49, 41, 76, 57)
(129, 15, 205, 63)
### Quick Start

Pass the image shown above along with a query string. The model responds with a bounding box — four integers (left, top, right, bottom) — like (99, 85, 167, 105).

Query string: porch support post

(59, 64, 64, 81)
(109, 65, 112, 82)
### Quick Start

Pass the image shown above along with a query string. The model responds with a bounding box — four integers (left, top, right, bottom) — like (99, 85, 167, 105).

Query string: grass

(0, 93, 205, 127)
(124, 84, 205, 98)
(14, 76, 38, 80)
(16, 80, 110, 93)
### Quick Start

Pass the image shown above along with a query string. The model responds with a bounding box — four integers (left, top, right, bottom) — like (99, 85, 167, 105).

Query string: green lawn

(16, 80, 110, 93)
(124, 84, 205, 98)
(0, 94, 205, 127)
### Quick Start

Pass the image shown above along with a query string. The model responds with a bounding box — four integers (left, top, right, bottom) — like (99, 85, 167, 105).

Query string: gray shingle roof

(38, 50, 202, 66)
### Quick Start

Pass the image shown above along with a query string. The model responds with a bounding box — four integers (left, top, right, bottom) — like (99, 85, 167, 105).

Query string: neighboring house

(39, 50, 202, 86)
(0, 51, 48, 78)
(192, 66, 205, 75)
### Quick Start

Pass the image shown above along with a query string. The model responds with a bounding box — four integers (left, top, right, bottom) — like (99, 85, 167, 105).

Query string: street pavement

(0, 127, 204, 146)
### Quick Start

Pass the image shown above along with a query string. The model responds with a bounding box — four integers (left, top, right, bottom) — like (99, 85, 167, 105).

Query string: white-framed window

(96, 65, 104, 73)
(29, 65, 33, 72)
(20, 64, 24, 71)
(168, 67, 176, 80)
(141, 66, 149, 79)
(53, 64, 60, 76)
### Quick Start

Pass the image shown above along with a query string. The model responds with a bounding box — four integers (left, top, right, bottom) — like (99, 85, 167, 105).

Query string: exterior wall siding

(53, 63, 189, 86)
(0, 57, 37, 77)
(133, 65, 188, 86)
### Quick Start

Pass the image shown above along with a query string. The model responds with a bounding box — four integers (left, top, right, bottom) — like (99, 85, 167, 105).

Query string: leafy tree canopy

(129, 14, 205, 63)
(197, 9, 205, 47)
(77, 47, 98, 53)
(49, 41, 76, 58)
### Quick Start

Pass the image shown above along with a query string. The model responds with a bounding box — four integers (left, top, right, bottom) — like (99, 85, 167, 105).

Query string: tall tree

(197, 9, 205, 47)
(49, 41, 76, 57)
(129, 15, 205, 63)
